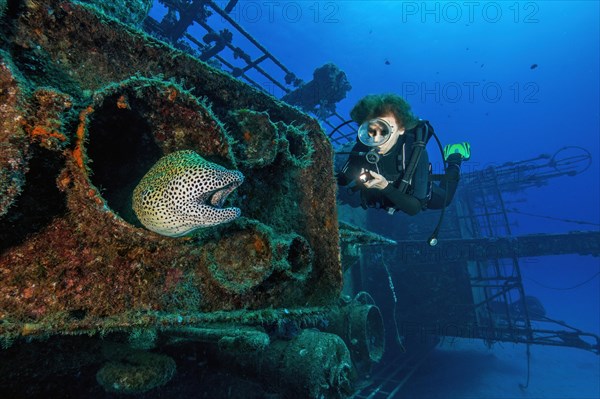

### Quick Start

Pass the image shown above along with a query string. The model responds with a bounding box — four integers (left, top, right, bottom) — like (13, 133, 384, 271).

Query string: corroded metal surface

(0, 53, 28, 217)
(0, 0, 341, 340)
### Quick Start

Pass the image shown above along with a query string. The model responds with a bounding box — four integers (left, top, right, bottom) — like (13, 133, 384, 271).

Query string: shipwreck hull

(0, 2, 393, 397)
(0, 0, 341, 339)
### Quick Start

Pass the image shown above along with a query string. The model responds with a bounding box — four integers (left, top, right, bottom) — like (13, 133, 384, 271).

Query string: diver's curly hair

(350, 94, 419, 129)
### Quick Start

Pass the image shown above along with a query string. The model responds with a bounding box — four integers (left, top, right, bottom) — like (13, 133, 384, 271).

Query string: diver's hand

(363, 170, 389, 190)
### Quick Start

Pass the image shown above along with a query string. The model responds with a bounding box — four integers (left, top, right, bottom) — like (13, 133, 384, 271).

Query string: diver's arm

(381, 185, 422, 215)
(427, 153, 461, 209)
(364, 170, 423, 215)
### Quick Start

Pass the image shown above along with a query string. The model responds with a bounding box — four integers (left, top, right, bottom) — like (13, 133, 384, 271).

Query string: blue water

(150, 1, 599, 397)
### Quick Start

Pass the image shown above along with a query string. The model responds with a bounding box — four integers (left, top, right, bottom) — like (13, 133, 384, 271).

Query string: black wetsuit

(337, 123, 462, 216)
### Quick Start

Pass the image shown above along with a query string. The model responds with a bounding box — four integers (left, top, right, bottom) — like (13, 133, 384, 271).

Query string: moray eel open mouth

(132, 150, 245, 237)
(206, 179, 243, 209)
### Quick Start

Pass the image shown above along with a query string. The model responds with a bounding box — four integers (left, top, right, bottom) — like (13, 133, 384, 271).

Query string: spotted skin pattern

(132, 150, 244, 237)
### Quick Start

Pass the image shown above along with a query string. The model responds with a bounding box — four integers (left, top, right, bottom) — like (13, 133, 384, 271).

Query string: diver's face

(365, 117, 396, 145)
(358, 114, 398, 146)
(357, 113, 405, 151)
(374, 114, 404, 154)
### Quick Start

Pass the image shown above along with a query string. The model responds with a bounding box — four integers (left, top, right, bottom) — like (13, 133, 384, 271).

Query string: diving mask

(357, 118, 395, 147)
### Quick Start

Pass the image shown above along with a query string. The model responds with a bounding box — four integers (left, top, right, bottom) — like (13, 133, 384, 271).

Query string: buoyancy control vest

(356, 120, 435, 209)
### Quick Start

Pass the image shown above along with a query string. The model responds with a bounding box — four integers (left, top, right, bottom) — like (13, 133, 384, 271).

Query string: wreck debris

(282, 63, 352, 119)
(0, 0, 355, 396)
(0, 0, 341, 336)
(229, 109, 280, 169)
(217, 328, 354, 398)
(96, 349, 177, 394)
(77, 0, 153, 27)
(259, 329, 353, 398)
(0, 54, 28, 217)
(201, 219, 313, 295)
(167, 325, 270, 352)
(326, 298, 385, 376)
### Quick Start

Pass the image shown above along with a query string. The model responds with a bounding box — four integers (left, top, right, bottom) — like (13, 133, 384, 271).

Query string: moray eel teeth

(132, 150, 244, 237)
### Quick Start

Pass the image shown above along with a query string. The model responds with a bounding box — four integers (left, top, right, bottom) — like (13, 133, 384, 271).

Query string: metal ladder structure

(349, 147, 598, 398)
(457, 146, 598, 353)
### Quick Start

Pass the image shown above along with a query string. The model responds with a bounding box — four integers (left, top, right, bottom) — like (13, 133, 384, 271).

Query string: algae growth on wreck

(0, 1, 373, 398)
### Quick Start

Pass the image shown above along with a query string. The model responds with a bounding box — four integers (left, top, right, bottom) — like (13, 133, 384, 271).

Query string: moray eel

(132, 150, 244, 237)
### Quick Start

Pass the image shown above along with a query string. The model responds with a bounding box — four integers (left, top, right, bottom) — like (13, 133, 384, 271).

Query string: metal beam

(395, 231, 600, 265)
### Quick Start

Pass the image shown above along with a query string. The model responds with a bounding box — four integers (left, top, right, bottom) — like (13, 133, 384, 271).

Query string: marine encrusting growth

(132, 150, 244, 237)
(0, 1, 346, 395)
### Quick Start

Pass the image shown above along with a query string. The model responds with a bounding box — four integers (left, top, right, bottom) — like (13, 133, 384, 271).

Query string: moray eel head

(132, 150, 244, 237)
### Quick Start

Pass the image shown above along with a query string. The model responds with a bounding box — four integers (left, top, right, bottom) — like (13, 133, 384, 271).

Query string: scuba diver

(336, 94, 471, 242)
